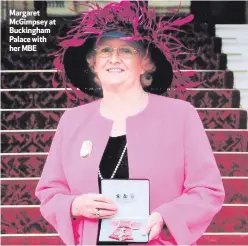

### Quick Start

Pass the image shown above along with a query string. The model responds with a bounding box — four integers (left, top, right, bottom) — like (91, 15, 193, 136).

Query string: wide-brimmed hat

(63, 32, 173, 97)
(51, 0, 194, 98)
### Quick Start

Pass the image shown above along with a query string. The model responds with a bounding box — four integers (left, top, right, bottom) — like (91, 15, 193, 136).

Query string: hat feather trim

(51, 0, 206, 101)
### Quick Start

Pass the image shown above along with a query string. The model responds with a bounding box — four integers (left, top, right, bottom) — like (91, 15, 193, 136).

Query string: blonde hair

(86, 46, 156, 88)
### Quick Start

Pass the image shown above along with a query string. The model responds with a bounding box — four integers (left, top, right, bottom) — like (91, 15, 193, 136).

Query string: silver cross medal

(118, 227, 126, 241)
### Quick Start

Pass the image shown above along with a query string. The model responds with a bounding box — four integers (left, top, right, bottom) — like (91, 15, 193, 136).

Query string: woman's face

(93, 38, 145, 90)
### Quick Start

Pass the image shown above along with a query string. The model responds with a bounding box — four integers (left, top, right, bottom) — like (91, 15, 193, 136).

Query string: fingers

(148, 225, 160, 241)
(91, 208, 117, 219)
(97, 209, 117, 218)
(141, 221, 154, 235)
(142, 223, 160, 241)
(94, 201, 118, 211)
(142, 218, 161, 241)
(84, 193, 118, 219)
(91, 194, 115, 204)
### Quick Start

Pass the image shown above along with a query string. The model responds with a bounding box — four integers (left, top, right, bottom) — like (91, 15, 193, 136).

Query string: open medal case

(99, 179, 150, 243)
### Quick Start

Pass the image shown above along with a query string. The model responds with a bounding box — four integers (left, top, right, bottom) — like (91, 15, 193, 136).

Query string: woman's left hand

(142, 212, 164, 241)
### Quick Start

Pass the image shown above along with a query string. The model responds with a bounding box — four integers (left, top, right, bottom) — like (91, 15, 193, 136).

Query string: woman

(35, 1, 225, 245)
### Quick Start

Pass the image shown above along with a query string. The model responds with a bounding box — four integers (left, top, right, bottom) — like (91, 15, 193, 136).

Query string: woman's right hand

(71, 193, 118, 219)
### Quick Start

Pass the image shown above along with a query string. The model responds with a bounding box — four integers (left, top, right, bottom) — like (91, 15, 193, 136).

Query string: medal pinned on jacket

(80, 140, 93, 158)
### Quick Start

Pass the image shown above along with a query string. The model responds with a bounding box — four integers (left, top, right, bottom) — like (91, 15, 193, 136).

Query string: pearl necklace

(98, 92, 147, 180)
(98, 143, 127, 180)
